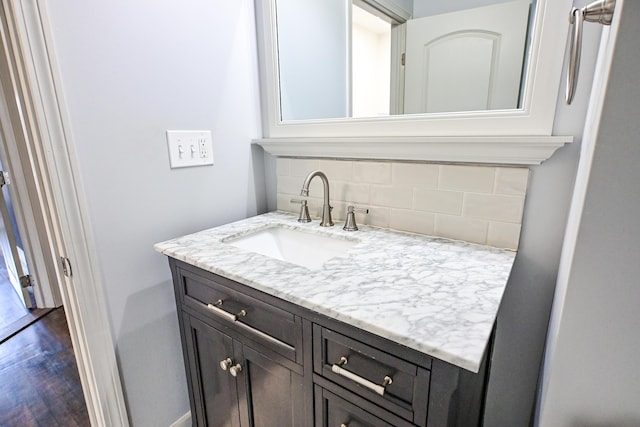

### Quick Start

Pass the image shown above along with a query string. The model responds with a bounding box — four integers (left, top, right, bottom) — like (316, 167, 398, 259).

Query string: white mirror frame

(254, 0, 574, 165)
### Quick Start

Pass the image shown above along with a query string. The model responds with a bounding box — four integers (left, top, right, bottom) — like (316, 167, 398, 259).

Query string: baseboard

(170, 411, 191, 427)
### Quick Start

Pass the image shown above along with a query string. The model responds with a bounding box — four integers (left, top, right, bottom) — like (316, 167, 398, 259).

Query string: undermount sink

(224, 226, 358, 270)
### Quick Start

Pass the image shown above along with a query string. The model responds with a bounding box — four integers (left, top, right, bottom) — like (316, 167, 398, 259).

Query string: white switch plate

(166, 130, 214, 168)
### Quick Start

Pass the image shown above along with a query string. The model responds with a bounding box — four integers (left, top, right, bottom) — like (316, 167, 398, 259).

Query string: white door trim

(0, 1, 62, 309)
(1, 1, 129, 425)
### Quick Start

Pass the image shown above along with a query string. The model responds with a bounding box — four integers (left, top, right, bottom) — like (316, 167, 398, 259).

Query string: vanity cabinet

(172, 259, 311, 427)
(169, 258, 489, 427)
(181, 314, 307, 427)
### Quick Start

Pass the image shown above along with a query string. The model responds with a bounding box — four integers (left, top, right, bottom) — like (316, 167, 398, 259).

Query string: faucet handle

(290, 198, 312, 223)
(343, 206, 369, 231)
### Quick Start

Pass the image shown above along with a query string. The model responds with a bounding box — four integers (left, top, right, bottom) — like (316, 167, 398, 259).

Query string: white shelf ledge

(254, 135, 573, 165)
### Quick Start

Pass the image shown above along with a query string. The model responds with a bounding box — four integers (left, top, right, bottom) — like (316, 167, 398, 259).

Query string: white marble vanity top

(155, 211, 516, 372)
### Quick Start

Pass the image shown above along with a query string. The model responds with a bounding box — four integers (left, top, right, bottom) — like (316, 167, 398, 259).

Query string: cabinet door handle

(206, 300, 237, 321)
(219, 358, 233, 371)
(331, 360, 393, 396)
(229, 363, 243, 377)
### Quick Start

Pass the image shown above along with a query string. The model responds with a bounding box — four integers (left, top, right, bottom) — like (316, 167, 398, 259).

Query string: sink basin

(224, 226, 358, 270)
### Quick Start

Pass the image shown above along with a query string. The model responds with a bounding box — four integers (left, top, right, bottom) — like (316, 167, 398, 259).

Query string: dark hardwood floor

(0, 308, 90, 426)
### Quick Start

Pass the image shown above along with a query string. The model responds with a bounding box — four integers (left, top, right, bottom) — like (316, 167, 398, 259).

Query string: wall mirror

(254, 0, 574, 164)
(277, 0, 535, 121)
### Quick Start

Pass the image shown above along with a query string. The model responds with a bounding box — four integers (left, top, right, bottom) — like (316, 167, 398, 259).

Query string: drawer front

(314, 384, 414, 427)
(314, 325, 430, 425)
(178, 267, 302, 363)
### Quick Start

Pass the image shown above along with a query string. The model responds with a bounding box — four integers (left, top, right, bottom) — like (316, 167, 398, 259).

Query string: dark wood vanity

(169, 258, 490, 427)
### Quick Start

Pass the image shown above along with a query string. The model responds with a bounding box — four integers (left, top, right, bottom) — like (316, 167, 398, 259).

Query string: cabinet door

(184, 315, 241, 427)
(234, 343, 307, 427)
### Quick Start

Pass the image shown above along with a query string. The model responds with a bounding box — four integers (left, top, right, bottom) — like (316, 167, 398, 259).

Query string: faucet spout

(300, 170, 333, 227)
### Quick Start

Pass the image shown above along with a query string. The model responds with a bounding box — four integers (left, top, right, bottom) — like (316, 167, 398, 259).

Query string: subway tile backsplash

(276, 158, 529, 250)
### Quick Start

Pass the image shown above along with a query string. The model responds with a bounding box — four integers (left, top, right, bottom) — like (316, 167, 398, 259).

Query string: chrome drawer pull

(331, 357, 393, 396)
(206, 299, 248, 322)
(206, 301, 291, 350)
(206, 300, 237, 321)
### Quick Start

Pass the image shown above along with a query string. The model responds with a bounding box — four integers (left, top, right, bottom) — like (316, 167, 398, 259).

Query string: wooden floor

(0, 308, 90, 426)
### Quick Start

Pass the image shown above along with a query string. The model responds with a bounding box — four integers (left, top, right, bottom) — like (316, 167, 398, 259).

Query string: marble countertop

(155, 211, 516, 372)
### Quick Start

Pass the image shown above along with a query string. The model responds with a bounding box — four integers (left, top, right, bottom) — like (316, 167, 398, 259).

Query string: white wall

(43, 1, 264, 425)
(538, 1, 640, 425)
(352, 15, 390, 117)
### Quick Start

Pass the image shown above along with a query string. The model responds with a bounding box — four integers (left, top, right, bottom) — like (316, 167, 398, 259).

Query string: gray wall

(413, 0, 532, 18)
(43, 1, 264, 425)
(277, 0, 349, 120)
(483, 5, 603, 425)
(538, 1, 640, 425)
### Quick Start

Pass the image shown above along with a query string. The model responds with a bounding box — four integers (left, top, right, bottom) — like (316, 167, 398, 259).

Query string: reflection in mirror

(275, 0, 536, 121)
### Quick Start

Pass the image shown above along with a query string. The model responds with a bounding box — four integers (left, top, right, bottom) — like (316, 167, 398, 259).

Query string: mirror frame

(254, 0, 574, 165)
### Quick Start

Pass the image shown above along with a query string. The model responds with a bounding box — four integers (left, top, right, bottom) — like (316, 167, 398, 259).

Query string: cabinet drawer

(177, 267, 302, 363)
(314, 383, 414, 427)
(314, 325, 430, 425)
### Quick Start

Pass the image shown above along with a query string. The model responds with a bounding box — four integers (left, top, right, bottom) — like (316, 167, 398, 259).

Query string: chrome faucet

(300, 170, 333, 227)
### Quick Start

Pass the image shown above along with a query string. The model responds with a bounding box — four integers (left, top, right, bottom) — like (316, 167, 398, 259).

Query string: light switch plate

(166, 130, 214, 168)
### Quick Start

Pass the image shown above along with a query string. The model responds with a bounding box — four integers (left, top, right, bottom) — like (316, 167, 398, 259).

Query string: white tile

(487, 222, 522, 250)
(276, 158, 290, 176)
(353, 161, 392, 184)
(289, 158, 321, 177)
(330, 200, 348, 222)
(362, 206, 390, 228)
(319, 159, 353, 181)
(435, 215, 488, 245)
(494, 167, 529, 196)
(439, 165, 495, 193)
(370, 185, 413, 209)
(282, 174, 324, 198)
(390, 209, 435, 235)
(463, 193, 524, 223)
(392, 163, 438, 188)
(276, 193, 293, 212)
(332, 181, 370, 204)
(277, 176, 304, 195)
(305, 178, 326, 199)
(414, 188, 463, 215)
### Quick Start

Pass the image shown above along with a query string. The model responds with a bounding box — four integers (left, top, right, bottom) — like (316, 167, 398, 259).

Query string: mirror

(255, 0, 573, 154)
(275, 0, 536, 121)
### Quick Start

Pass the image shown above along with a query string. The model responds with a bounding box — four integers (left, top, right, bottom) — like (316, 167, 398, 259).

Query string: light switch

(166, 130, 214, 168)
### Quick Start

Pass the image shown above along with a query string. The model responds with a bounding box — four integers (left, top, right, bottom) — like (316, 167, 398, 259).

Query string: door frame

(0, 2, 61, 309)
(0, 1, 129, 426)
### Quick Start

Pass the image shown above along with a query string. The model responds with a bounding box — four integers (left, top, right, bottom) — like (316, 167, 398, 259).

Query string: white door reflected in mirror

(403, 0, 530, 114)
